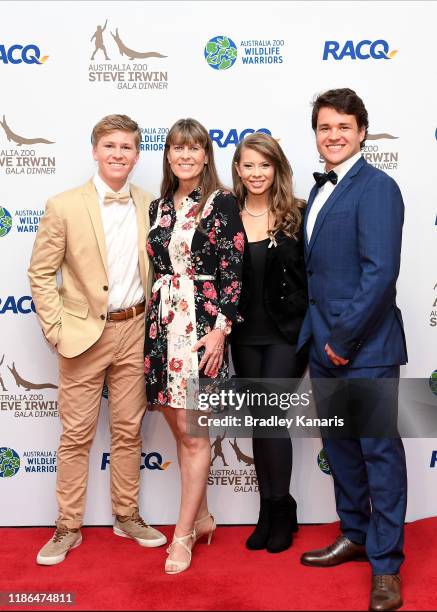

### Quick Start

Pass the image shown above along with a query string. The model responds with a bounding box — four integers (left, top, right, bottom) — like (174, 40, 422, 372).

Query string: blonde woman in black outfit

(231, 133, 308, 553)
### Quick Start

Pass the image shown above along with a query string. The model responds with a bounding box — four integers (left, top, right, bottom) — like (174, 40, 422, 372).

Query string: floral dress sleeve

(149, 197, 160, 227)
(212, 191, 245, 328)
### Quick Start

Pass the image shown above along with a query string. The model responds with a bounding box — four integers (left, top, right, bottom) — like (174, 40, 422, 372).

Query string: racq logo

(209, 128, 272, 148)
(0, 44, 48, 65)
(323, 39, 398, 61)
(0, 296, 35, 315)
(101, 451, 171, 471)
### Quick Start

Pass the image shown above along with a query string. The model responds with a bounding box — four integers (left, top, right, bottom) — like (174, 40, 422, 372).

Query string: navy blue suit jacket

(297, 156, 407, 368)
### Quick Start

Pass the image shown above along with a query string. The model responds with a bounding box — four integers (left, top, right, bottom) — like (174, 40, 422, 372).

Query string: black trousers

(231, 343, 301, 499)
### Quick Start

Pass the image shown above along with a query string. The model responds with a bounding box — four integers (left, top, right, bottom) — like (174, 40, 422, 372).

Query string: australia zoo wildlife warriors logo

(209, 433, 258, 493)
(0, 447, 20, 478)
(0, 355, 58, 418)
(0, 205, 12, 237)
(0, 115, 56, 176)
(317, 449, 332, 475)
(204, 35, 286, 71)
(88, 19, 169, 90)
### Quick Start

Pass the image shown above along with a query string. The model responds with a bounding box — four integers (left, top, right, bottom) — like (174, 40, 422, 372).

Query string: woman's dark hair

(311, 88, 369, 148)
(161, 118, 224, 217)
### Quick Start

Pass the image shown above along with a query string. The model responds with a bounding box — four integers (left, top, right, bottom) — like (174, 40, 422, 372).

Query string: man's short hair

(311, 88, 369, 148)
(91, 114, 141, 151)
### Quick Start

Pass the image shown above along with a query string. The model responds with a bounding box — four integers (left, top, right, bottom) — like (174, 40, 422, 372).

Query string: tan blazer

(28, 179, 153, 358)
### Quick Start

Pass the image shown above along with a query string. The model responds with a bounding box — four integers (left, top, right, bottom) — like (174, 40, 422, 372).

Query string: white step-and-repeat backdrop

(1, 1, 436, 526)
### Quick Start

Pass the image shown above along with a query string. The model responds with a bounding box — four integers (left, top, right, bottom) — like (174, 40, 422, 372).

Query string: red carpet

(1, 519, 436, 611)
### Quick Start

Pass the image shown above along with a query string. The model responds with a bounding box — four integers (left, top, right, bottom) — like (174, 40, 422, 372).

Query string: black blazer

(237, 225, 308, 344)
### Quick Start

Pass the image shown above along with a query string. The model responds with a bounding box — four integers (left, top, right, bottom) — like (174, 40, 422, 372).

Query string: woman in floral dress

(144, 118, 244, 573)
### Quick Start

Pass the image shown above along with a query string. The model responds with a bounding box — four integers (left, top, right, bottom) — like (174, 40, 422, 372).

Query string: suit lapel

(304, 184, 319, 253)
(130, 184, 149, 292)
(307, 157, 366, 259)
(82, 179, 108, 278)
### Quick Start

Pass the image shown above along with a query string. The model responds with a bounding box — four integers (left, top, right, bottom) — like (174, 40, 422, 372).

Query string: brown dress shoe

(369, 574, 402, 611)
(300, 535, 367, 567)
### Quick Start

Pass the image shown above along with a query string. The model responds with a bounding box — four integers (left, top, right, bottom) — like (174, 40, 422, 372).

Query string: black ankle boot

(266, 494, 298, 553)
(246, 497, 271, 550)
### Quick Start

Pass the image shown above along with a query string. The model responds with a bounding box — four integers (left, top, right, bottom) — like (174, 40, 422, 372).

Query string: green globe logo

(0, 206, 12, 238)
(0, 447, 20, 478)
(317, 449, 331, 475)
(204, 36, 237, 70)
(429, 370, 437, 396)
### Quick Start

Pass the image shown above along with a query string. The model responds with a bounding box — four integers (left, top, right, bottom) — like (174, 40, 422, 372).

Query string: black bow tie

(313, 170, 338, 188)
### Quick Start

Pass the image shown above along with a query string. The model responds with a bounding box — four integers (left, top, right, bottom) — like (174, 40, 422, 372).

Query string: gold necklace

(243, 198, 268, 217)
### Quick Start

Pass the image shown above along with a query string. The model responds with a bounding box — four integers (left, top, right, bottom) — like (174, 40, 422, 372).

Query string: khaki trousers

(56, 314, 146, 528)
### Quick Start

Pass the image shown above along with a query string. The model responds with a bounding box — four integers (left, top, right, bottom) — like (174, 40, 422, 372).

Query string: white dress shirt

(93, 173, 144, 311)
(306, 151, 362, 242)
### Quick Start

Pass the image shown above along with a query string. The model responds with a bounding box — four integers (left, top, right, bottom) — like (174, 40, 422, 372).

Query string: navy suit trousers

(310, 349, 407, 575)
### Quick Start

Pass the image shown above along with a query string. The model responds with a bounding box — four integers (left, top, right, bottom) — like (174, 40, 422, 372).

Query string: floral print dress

(144, 188, 244, 409)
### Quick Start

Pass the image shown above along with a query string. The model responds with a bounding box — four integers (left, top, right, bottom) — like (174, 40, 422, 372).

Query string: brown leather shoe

(369, 574, 402, 611)
(300, 535, 367, 567)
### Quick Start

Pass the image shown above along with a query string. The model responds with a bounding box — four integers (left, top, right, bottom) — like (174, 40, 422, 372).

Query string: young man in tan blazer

(28, 114, 166, 565)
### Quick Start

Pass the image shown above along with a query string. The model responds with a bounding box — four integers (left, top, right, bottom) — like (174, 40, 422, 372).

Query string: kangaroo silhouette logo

(229, 438, 254, 466)
(210, 433, 255, 467)
(110, 28, 167, 60)
(0, 355, 7, 392)
(91, 19, 110, 60)
(210, 431, 228, 466)
(7, 362, 57, 391)
(0, 116, 55, 146)
(367, 133, 398, 140)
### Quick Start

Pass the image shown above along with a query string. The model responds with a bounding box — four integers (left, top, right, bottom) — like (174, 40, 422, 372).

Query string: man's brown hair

(311, 88, 369, 148)
(91, 114, 141, 151)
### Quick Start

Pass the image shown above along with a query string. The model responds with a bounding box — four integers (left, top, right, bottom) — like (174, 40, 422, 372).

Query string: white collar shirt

(306, 151, 362, 242)
(93, 173, 144, 311)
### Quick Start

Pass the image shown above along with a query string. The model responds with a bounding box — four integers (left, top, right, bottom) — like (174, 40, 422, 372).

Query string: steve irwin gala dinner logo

(0, 114, 56, 176)
(0, 354, 59, 419)
(88, 19, 169, 90)
(209, 433, 258, 493)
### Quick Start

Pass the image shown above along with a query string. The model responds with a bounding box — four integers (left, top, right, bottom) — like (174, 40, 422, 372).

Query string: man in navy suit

(297, 89, 407, 611)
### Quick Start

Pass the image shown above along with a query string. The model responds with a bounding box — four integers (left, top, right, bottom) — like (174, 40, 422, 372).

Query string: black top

(232, 238, 289, 345)
(233, 227, 308, 346)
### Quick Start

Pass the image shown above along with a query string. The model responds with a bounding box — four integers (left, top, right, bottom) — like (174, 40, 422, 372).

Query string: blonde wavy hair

(232, 133, 305, 238)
